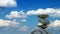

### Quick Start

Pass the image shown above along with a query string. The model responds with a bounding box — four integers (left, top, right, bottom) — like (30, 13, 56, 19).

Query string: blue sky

(0, 0, 60, 34)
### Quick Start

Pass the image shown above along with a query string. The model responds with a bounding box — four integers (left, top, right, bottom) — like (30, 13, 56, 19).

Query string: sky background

(0, 0, 60, 34)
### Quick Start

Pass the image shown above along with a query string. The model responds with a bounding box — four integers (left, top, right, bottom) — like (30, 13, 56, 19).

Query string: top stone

(38, 14, 49, 18)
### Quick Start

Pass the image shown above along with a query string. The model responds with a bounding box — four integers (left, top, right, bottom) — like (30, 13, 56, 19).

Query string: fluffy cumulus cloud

(10, 19, 19, 26)
(47, 20, 60, 34)
(26, 10, 35, 15)
(49, 20, 60, 27)
(6, 11, 27, 19)
(0, 0, 17, 7)
(6, 8, 60, 19)
(27, 8, 60, 17)
(0, 19, 19, 26)
(0, 19, 11, 26)
(47, 20, 60, 31)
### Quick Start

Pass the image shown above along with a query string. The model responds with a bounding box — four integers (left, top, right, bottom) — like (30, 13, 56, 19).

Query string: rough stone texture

(31, 27, 52, 34)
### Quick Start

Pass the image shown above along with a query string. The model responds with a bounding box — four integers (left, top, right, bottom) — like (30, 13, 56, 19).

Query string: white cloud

(0, 0, 17, 7)
(26, 10, 35, 15)
(49, 20, 60, 27)
(10, 19, 19, 26)
(6, 8, 60, 19)
(0, 19, 19, 26)
(27, 8, 56, 15)
(27, 8, 60, 17)
(47, 20, 60, 30)
(0, 19, 11, 26)
(47, 20, 60, 34)
(18, 26, 28, 31)
(20, 19, 26, 22)
(6, 10, 27, 19)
